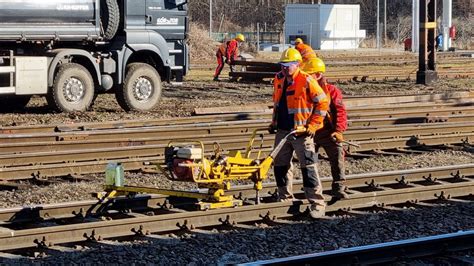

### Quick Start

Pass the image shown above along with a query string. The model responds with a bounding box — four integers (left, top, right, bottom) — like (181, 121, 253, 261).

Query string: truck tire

(47, 63, 95, 113)
(101, 0, 120, 40)
(115, 63, 162, 112)
(0, 95, 31, 112)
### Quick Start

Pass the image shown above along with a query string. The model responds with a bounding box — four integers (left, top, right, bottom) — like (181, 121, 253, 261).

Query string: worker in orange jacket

(294, 38, 317, 68)
(214, 34, 245, 81)
(303, 58, 349, 199)
(269, 48, 329, 219)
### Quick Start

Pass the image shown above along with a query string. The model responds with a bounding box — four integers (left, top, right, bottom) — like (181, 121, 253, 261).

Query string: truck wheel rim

(133, 77, 153, 102)
(63, 78, 85, 103)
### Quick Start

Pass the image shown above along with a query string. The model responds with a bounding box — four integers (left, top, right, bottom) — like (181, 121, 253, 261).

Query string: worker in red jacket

(213, 34, 245, 81)
(303, 58, 349, 199)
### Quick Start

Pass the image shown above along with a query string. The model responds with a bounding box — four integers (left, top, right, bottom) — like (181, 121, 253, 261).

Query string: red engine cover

(172, 159, 194, 181)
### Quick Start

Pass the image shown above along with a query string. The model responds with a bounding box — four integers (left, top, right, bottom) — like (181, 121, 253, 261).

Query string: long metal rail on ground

(189, 54, 472, 70)
(229, 57, 474, 81)
(1, 93, 472, 134)
(1, 163, 473, 223)
(0, 121, 473, 180)
(0, 125, 473, 180)
(244, 230, 474, 265)
(1, 101, 474, 144)
(0, 164, 472, 252)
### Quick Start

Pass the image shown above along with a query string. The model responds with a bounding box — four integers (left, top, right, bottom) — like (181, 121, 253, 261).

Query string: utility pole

(209, 0, 212, 38)
(257, 22, 260, 53)
(377, 0, 380, 49)
(416, 0, 438, 84)
(384, 0, 387, 44)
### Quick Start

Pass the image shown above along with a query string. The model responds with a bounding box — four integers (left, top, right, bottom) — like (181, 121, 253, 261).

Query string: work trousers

(214, 53, 236, 79)
(273, 130, 325, 206)
(315, 135, 346, 192)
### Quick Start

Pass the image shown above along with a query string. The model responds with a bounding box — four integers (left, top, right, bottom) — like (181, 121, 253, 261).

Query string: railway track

(190, 52, 472, 70)
(1, 98, 474, 181)
(247, 230, 474, 265)
(0, 120, 473, 180)
(228, 53, 474, 81)
(1, 93, 471, 134)
(0, 164, 472, 252)
(231, 66, 474, 82)
(1, 99, 473, 138)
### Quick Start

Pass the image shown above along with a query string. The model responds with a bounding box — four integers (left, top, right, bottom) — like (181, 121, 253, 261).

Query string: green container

(114, 163, 125, 187)
(105, 162, 117, 186)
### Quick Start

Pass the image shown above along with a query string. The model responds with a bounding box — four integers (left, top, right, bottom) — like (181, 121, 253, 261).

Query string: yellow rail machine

(101, 128, 301, 210)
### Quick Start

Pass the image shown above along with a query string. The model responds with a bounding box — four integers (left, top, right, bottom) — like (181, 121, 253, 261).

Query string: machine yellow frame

(101, 128, 298, 210)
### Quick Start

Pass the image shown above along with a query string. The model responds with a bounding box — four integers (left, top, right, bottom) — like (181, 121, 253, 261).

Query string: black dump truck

(0, 0, 188, 112)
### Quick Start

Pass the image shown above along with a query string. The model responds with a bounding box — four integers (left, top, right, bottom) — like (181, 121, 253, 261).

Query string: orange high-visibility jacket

(296, 43, 317, 62)
(272, 69, 329, 131)
(217, 43, 226, 55)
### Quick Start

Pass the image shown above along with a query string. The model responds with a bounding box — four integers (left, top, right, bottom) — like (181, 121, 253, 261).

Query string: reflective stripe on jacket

(272, 69, 329, 131)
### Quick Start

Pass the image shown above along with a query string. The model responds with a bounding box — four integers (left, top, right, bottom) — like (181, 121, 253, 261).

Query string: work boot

(277, 186, 294, 202)
(213, 77, 220, 81)
(309, 204, 325, 219)
(332, 183, 349, 199)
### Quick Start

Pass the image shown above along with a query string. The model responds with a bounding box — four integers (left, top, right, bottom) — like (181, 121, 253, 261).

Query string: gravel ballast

(0, 150, 472, 209)
(2, 202, 473, 265)
(0, 64, 473, 264)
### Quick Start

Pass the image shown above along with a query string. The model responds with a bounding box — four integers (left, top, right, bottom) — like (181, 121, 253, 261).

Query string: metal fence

(211, 31, 281, 45)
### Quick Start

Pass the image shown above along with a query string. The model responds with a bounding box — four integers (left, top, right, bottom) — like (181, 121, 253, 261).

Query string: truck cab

(0, 0, 189, 113)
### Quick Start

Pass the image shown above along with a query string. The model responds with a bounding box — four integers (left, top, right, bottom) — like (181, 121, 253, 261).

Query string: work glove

(306, 125, 318, 138)
(331, 131, 344, 143)
(268, 123, 277, 134)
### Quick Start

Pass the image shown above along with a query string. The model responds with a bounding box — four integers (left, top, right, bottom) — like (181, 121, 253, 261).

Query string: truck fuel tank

(0, 0, 119, 42)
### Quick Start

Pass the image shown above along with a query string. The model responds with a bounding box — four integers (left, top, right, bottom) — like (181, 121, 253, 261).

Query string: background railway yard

(1, 51, 474, 264)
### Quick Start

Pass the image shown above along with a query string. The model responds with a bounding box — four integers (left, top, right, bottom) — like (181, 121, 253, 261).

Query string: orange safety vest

(217, 42, 226, 56)
(296, 43, 317, 62)
(272, 69, 329, 131)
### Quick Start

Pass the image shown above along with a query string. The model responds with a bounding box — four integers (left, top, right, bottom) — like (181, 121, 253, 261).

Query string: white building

(284, 4, 366, 50)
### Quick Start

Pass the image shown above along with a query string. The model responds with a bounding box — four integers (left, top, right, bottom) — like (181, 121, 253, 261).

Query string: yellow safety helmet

(303, 58, 326, 74)
(280, 48, 302, 63)
(295, 38, 303, 45)
(235, 34, 245, 42)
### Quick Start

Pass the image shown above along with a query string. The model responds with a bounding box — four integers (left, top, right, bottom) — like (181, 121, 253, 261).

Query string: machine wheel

(101, 0, 120, 40)
(47, 63, 95, 112)
(0, 95, 31, 112)
(115, 63, 162, 112)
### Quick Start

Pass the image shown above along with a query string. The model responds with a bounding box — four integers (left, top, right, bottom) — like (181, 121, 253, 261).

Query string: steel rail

(2, 106, 474, 145)
(245, 230, 474, 266)
(0, 121, 473, 155)
(1, 94, 472, 135)
(0, 132, 473, 180)
(230, 70, 474, 81)
(349, 114, 474, 127)
(0, 177, 472, 251)
(0, 128, 472, 168)
(1, 163, 472, 224)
